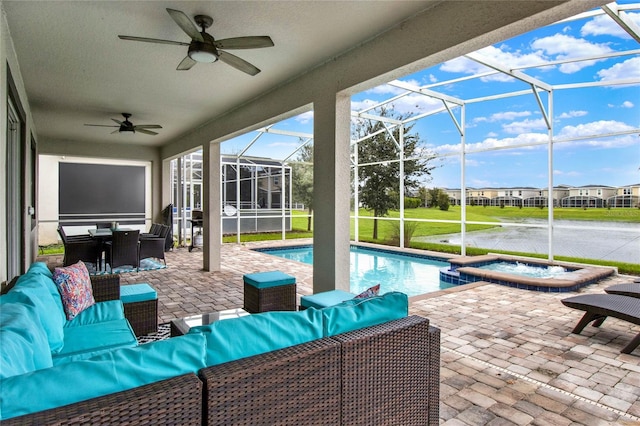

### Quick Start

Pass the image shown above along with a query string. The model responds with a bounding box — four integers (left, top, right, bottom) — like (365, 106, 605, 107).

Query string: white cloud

(557, 110, 588, 119)
(502, 118, 548, 134)
(597, 57, 640, 81)
(530, 34, 612, 73)
(622, 101, 634, 108)
(434, 132, 549, 154)
(472, 111, 531, 125)
(557, 120, 635, 138)
(553, 169, 582, 177)
(295, 111, 314, 124)
(440, 45, 548, 82)
(581, 13, 640, 39)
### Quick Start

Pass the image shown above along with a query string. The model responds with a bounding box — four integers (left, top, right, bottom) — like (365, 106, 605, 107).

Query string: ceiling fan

(84, 113, 162, 136)
(118, 8, 274, 76)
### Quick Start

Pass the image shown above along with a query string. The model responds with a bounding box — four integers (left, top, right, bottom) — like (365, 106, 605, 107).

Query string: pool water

(479, 261, 568, 279)
(256, 245, 453, 297)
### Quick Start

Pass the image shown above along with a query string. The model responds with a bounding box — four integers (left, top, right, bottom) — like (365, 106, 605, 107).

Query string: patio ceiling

(2, 0, 441, 148)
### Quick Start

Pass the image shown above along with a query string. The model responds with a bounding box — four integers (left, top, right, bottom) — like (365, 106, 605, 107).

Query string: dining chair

(57, 226, 101, 268)
(104, 230, 140, 272)
(139, 225, 169, 265)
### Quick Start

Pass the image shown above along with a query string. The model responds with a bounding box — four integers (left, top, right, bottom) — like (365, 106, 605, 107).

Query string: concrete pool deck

(38, 239, 640, 424)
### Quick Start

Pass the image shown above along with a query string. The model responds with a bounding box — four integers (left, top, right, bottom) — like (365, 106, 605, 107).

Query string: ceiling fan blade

(135, 128, 159, 136)
(84, 124, 118, 128)
(134, 124, 163, 129)
(177, 56, 197, 70)
(214, 36, 274, 50)
(111, 129, 120, 134)
(218, 51, 260, 76)
(111, 118, 124, 125)
(118, 35, 189, 46)
(166, 8, 203, 42)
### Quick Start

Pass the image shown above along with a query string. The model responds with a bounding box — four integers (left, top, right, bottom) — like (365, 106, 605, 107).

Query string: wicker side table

(121, 283, 158, 336)
(243, 271, 296, 313)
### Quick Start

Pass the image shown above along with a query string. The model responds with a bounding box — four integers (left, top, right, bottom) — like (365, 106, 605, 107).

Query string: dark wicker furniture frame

(200, 315, 439, 425)
(4, 285, 439, 426)
(123, 298, 158, 336)
(243, 281, 296, 313)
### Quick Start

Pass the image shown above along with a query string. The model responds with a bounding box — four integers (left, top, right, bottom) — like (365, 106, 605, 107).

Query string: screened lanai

(169, 1, 639, 264)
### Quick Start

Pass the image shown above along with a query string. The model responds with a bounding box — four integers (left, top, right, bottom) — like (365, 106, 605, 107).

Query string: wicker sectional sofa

(1, 265, 440, 425)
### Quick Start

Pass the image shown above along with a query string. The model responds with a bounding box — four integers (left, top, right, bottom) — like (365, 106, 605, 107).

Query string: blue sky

(222, 3, 640, 190)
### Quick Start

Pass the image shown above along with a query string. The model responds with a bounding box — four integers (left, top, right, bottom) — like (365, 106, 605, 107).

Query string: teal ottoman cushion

(120, 283, 157, 303)
(300, 290, 356, 309)
(243, 271, 295, 289)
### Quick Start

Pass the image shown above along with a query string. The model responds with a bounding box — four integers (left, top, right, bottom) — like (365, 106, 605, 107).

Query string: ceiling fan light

(188, 43, 218, 63)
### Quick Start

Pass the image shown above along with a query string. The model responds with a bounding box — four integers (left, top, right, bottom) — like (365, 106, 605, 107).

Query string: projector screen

(59, 162, 145, 225)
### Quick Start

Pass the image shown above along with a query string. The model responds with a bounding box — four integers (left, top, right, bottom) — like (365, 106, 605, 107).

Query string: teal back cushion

(21, 263, 63, 312)
(189, 308, 324, 366)
(0, 333, 207, 420)
(8, 275, 65, 353)
(321, 291, 408, 337)
(0, 300, 53, 379)
(26, 262, 54, 279)
(64, 300, 125, 328)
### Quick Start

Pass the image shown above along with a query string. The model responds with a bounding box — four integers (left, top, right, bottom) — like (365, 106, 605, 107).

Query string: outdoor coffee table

(170, 308, 249, 337)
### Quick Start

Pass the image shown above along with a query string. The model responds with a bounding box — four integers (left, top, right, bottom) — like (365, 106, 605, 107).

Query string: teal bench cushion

(189, 308, 323, 366)
(64, 300, 126, 328)
(53, 319, 137, 365)
(300, 289, 356, 309)
(0, 301, 53, 378)
(243, 271, 296, 289)
(0, 333, 207, 420)
(120, 283, 157, 303)
(321, 291, 408, 337)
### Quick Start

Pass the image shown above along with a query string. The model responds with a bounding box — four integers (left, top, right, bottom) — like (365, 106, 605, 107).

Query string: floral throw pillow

(353, 284, 380, 299)
(53, 261, 95, 320)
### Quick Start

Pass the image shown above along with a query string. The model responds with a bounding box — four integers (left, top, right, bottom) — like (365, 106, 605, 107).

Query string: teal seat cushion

(321, 291, 408, 337)
(0, 301, 53, 378)
(120, 283, 157, 303)
(7, 277, 65, 353)
(189, 308, 323, 366)
(300, 290, 356, 309)
(0, 333, 207, 420)
(53, 319, 137, 365)
(243, 271, 295, 289)
(64, 300, 125, 327)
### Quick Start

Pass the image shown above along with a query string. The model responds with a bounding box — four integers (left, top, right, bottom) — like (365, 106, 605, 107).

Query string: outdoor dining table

(88, 227, 133, 239)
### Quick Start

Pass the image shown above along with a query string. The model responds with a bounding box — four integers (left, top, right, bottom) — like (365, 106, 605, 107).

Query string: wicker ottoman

(300, 290, 355, 310)
(121, 283, 158, 336)
(243, 271, 296, 313)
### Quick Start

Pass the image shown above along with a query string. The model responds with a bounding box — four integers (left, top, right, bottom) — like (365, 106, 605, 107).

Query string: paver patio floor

(39, 240, 640, 425)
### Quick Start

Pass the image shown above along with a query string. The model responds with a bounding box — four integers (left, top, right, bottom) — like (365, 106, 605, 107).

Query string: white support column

(313, 92, 351, 293)
(203, 141, 221, 271)
(399, 126, 405, 248)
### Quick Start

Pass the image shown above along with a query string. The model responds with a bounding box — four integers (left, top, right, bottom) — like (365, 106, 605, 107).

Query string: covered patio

(37, 244, 640, 424)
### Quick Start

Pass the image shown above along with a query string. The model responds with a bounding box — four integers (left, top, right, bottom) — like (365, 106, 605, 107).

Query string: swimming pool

(254, 245, 454, 297)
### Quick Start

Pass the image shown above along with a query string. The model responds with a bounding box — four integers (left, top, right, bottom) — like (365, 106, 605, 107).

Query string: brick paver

(37, 240, 640, 425)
